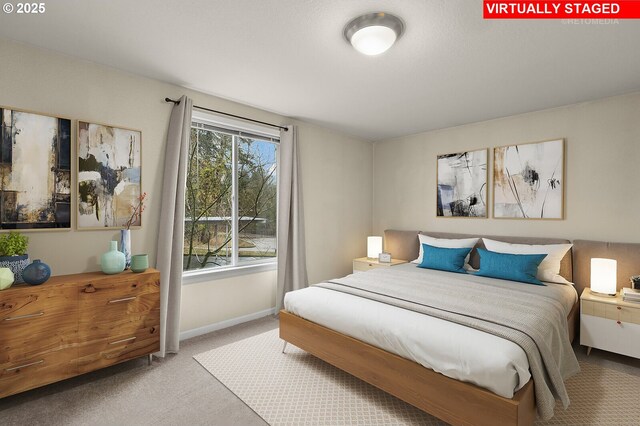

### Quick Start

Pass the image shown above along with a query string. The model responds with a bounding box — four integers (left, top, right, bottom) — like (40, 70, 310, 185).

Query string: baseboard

(179, 307, 276, 341)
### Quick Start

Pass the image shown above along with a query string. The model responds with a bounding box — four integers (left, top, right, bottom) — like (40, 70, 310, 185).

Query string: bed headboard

(383, 229, 574, 283)
(572, 240, 640, 295)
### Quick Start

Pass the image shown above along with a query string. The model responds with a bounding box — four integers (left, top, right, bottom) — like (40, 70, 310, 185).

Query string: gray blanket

(316, 267, 580, 420)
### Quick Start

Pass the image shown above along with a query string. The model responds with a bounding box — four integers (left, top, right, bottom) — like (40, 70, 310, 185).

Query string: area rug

(194, 329, 640, 425)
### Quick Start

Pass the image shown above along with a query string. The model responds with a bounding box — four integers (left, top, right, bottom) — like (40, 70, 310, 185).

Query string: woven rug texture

(194, 329, 640, 425)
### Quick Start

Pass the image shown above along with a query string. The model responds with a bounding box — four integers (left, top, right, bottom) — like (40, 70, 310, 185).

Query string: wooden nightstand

(353, 257, 407, 273)
(580, 288, 640, 358)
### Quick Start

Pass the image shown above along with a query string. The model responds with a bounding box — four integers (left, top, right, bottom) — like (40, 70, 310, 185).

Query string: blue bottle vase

(22, 259, 52, 285)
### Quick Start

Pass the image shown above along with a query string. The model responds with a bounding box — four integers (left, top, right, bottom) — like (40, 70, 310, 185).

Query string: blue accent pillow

(475, 248, 547, 285)
(417, 243, 471, 274)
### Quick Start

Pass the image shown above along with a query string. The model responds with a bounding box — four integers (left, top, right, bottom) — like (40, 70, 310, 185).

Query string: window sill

(182, 261, 277, 285)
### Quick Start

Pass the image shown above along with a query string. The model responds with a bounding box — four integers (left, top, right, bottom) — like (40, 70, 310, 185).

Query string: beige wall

(0, 38, 373, 333)
(373, 92, 640, 245)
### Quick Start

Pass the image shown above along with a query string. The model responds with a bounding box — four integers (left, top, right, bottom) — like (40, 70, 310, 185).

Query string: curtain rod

(164, 98, 288, 132)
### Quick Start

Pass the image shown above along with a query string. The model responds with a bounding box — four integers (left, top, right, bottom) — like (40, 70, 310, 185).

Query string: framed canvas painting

(0, 107, 71, 230)
(493, 138, 564, 219)
(77, 121, 142, 229)
(436, 149, 488, 217)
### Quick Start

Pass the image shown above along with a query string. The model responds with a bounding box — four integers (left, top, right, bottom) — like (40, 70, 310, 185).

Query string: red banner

(484, 1, 640, 19)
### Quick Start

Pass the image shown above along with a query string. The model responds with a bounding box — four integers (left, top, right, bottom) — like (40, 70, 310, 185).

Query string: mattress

(284, 263, 578, 399)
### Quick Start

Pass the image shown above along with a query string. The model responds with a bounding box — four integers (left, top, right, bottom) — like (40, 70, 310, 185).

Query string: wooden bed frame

(279, 302, 578, 426)
(279, 230, 580, 425)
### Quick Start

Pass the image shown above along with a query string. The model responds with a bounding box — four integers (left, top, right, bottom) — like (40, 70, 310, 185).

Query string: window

(183, 112, 278, 275)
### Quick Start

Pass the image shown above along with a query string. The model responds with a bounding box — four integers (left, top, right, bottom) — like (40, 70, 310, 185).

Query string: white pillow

(482, 238, 573, 285)
(413, 234, 479, 270)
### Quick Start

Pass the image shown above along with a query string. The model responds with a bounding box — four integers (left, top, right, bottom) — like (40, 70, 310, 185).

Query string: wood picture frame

(0, 106, 71, 231)
(493, 138, 565, 220)
(76, 121, 142, 230)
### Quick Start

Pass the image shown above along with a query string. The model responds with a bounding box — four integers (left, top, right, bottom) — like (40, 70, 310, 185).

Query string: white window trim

(182, 260, 277, 285)
(182, 110, 279, 283)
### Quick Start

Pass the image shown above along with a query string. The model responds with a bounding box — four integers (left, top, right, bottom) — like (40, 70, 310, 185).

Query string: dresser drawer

(0, 312, 77, 364)
(77, 273, 159, 341)
(353, 261, 384, 272)
(77, 272, 159, 309)
(77, 325, 159, 374)
(0, 286, 78, 363)
(0, 284, 77, 321)
(0, 348, 77, 398)
(78, 304, 160, 341)
(580, 314, 640, 358)
(581, 299, 640, 324)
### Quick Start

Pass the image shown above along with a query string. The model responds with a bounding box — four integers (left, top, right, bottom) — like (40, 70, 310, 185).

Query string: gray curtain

(157, 95, 192, 357)
(276, 125, 308, 311)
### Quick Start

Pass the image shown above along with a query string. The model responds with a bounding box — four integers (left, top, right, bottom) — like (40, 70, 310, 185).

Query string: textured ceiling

(1, 0, 639, 141)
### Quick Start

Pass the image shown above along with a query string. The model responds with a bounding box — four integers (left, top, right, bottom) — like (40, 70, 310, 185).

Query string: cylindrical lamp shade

(590, 258, 617, 295)
(367, 236, 383, 259)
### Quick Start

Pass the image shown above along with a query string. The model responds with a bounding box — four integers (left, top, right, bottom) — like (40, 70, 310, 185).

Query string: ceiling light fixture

(344, 12, 405, 56)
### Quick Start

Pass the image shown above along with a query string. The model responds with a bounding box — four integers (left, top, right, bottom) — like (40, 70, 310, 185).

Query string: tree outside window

(184, 123, 277, 272)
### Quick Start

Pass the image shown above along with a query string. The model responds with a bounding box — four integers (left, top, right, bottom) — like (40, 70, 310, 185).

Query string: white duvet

(284, 263, 578, 399)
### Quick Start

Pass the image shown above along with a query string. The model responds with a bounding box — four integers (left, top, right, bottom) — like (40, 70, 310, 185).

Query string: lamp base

(589, 288, 617, 298)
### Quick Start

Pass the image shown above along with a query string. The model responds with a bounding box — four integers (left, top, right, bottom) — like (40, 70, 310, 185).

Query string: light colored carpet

(195, 329, 640, 426)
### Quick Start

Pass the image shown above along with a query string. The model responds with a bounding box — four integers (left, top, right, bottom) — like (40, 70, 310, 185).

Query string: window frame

(182, 110, 279, 284)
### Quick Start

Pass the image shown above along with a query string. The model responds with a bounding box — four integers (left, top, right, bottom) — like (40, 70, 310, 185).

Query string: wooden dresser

(0, 269, 160, 398)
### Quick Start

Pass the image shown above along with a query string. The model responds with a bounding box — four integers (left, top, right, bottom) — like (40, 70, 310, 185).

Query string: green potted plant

(0, 231, 29, 283)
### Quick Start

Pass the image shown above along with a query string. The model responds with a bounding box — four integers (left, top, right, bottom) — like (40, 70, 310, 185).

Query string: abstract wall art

(77, 121, 141, 229)
(0, 108, 71, 229)
(437, 149, 488, 217)
(493, 138, 564, 219)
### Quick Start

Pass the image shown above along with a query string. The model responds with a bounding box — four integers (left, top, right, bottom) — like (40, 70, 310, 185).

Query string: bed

(279, 230, 581, 426)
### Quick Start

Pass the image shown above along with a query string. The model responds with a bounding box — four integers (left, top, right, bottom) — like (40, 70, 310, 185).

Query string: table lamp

(590, 258, 617, 297)
(367, 236, 383, 259)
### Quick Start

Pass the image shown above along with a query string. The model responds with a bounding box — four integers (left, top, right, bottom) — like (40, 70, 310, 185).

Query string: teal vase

(101, 241, 126, 274)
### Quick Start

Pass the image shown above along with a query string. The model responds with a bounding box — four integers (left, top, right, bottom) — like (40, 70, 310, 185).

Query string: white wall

(373, 92, 640, 244)
(0, 38, 373, 333)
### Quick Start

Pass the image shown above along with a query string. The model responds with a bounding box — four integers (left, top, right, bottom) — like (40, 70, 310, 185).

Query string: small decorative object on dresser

(630, 275, 640, 290)
(353, 257, 407, 273)
(101, 240, 126, 274)
(120, 192, 147, 269)
(0, 269, 160, 399)
(119, 229, 132, 269)
(22, 259, 52, 285)
(0, 231, 29, 283)
(0, 268, 15, 290)
(378, 252, 392, 263)
(580, 288, 640, 358)
(130, 254, 149, 273)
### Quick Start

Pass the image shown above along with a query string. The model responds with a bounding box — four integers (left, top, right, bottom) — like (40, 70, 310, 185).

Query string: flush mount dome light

(344, 12, 404, 56)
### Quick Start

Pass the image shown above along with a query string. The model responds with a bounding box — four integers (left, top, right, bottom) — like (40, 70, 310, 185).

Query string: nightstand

(580, 288, 640, 358)
(352, 257, 407, 273)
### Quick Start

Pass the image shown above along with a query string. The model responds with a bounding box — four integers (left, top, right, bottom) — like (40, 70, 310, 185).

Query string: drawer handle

(617, 306, 622, 310)
(617, 320, 622, 325)
(5, 359, 44, 372)
(109, 336, 137, 345)
(84, 284, 96, 293)
(3, 311, 44, 322)
(108, 296, 136, 304)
